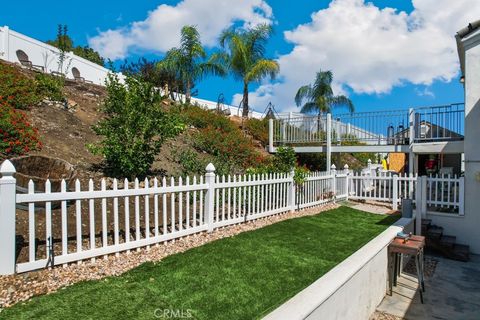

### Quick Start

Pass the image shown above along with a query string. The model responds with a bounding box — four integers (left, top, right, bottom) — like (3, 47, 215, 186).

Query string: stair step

(427, 226, 443, 239)
(422, 219, 432, 226)
(452, 244, 470, 262)
(439, 235, 456, 248)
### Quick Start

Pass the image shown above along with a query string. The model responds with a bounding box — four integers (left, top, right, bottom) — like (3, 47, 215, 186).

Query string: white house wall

(434, 28, 480, 254)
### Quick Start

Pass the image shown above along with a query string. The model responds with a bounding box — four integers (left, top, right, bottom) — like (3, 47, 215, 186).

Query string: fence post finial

(0, 160, 16, 275)
(205, 163, 215, 173)
(204, 163, 216, 232)
(0, 159, 16, 176)
(331, 164, 336, 170)
(343, 164, 349, 171)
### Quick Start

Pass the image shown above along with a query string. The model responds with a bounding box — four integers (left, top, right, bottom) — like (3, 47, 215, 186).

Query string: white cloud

(89, 0, 273, 60)
(243, 0, 480, 112)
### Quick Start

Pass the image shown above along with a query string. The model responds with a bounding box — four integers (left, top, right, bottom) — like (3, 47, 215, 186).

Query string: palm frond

(328, 95, 354, 113)
(300, 101, 319, 114)
(294, 85, 312, 107)
(245, 59, 279, 83)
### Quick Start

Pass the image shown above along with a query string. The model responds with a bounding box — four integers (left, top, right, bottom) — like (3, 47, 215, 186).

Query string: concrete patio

(375, 254, 480, 319)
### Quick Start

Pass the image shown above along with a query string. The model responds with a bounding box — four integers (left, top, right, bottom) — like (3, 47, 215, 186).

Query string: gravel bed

(0, 203, 338, 309)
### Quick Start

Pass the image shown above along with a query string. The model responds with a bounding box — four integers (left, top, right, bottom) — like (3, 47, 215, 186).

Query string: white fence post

(421, 176, 427, 218)
(415, 176, 423, 235)
(289, 170, 296, 212)
(392, 175, 399, 210)
(268, 118, 274, 153)
(459, 176, 465, 216)
(0, 160, 17, 275)
(204, 163, 216, 232)
(331, 164, 337, 202)
(344, 164, 350, 201)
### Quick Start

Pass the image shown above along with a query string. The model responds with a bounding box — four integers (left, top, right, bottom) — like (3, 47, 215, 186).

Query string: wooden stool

(388, 235, 426, 303)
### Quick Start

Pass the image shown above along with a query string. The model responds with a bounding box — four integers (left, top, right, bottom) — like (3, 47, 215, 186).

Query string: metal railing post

(0, 160, 17, 275)
(204, 163, 216, 232)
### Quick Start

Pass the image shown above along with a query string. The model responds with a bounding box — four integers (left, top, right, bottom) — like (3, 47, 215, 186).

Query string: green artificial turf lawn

(1, 207, 399, 320)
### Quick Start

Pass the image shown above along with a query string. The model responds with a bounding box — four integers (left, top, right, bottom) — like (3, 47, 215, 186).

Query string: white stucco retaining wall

(0, 26, 263, 119)
(264, 217, 413, 320)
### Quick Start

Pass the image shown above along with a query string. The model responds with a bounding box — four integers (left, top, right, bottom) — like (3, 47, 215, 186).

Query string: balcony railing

(271, 103, 464, 147)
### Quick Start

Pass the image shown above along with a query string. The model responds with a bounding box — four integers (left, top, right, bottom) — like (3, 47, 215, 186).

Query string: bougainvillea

(0, 97, 42, 158)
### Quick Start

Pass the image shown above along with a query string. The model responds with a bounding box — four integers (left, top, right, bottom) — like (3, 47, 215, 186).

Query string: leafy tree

(73, 46, 105, 66)
(158, 25, 226, 103)
(46, 24, 73, 51)
(121, 58, 185, 98)
(218, 24, 279, 117)
(88, 74, 185, 178)
(295, 70, 354, 115)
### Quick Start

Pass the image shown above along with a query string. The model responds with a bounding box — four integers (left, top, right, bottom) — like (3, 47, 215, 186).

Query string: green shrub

(35, 73, 65, 101)
(0, 62, 41, 109)
(88, 74, 185, 178)
(0, 97, 42, 158)
(244, 118, 269, 145)
(175, 149, 205, 176)
(193, 126, 263, 170)
(177, 105, 237, 132)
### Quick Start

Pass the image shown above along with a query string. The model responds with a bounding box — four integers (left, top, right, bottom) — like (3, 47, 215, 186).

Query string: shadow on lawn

(375, 214, 401, 226)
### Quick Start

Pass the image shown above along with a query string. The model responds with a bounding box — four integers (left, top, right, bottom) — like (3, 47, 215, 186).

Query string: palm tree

(295, 70, 354, 116)
(218, 24, 279, 117)
(158, 25, 226, 103)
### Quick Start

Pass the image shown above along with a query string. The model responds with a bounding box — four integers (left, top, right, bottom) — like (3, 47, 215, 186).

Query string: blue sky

(1, 0, 476, 114)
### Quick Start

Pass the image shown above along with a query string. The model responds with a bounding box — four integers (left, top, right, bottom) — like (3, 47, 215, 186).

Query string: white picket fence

(0, 161, 349, 275)
(348, 171, 464, 215)
(0, 159, 465, 275)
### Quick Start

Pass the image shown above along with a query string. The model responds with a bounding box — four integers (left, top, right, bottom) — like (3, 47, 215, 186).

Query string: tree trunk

(242, 82, 249, 118)
(185, 79, 191, 104)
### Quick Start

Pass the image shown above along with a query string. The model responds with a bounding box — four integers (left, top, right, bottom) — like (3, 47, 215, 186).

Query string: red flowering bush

(0, 62, 41, 110)
(0, 97, 42, 158)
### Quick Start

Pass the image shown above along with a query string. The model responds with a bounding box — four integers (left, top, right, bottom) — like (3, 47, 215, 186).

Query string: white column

(326, 113, 332, 171)
(408, 108, 415, 174)
(421, 176, 427, 218)
(0, 160, 16, 275)
(268, 118, 274, 153)
(204, 163, 216, 232)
